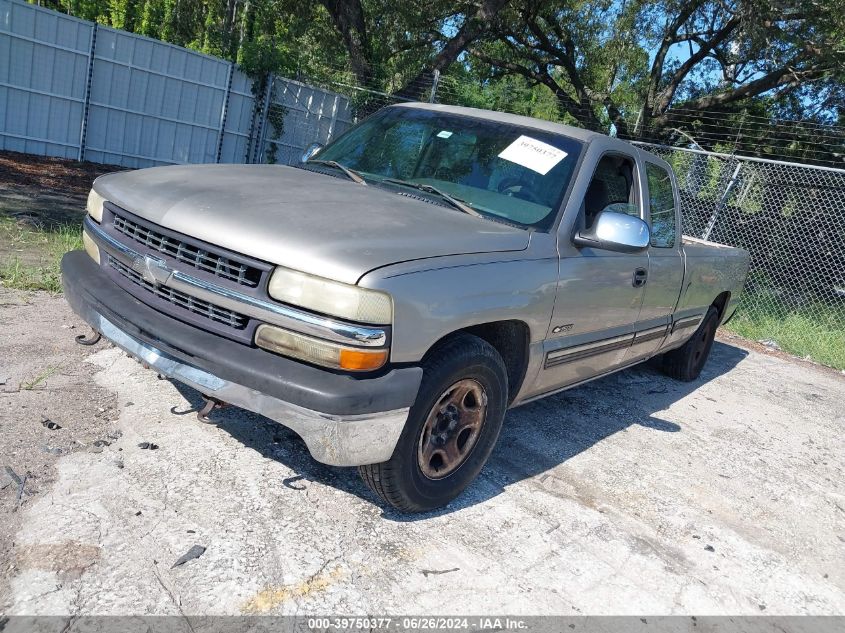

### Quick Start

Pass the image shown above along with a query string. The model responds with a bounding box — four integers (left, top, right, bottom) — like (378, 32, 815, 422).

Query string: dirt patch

(0, 289, 118, 610)
(0, 149, 124, 241)
(0, 152, 126, 288)
(0, 150, 120, 198)
(16, 542, 102, 580)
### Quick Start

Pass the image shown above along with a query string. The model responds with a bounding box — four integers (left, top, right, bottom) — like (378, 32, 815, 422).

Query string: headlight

(268, 267, 392, 324)
(82, 230, 100, 264)
(87, 188, 106, 222)
(255, 325, 388, 371)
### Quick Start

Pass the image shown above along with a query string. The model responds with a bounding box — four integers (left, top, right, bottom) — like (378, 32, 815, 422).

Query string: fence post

(255, 73, 276, 163)
(702, 162, 742, 241)
(252, 73, 274, 164)
(326, 96, 339, 142)
(77, 23, 97, 162)
(215, 62, 234, 163)
(429, 69, 440, 103)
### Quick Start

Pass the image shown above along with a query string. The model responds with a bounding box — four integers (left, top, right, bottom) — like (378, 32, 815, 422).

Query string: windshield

(311, 107, 584, 229)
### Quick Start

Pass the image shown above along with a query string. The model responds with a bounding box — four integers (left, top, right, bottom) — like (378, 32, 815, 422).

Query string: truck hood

(93, 164, 530, 284)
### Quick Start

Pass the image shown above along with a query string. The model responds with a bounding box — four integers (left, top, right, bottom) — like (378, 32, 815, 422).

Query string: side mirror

(300, 142, 324, 163)
(573, 209, 650, 253)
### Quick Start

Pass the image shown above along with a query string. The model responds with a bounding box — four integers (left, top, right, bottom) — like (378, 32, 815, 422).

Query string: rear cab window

(645, 162, 678, 248)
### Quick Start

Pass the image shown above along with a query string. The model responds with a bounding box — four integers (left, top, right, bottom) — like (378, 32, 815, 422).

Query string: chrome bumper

(93, 312, 408, 466)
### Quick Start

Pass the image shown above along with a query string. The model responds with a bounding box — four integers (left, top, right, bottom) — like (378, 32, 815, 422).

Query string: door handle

(633, 268, 648, 287)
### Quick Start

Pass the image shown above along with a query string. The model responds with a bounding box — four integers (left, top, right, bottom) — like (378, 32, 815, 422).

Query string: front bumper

(61, 251, 422, 466)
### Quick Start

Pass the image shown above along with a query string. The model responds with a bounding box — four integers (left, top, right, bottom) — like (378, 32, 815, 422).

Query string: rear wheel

(359, 334, 508, 512)
(662, 306, 719, 382)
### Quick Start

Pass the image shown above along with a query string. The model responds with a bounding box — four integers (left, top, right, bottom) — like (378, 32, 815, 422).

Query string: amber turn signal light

(338, 347, 389, 371)
(255, 324, 388, 372)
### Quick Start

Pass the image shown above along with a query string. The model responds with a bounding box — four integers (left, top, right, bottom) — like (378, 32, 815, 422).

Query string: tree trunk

(395, 0, 509, 101)
(320, 0, 375, 86)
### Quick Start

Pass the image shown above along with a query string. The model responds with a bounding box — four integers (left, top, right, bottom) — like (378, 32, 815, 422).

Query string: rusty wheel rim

(417, 378, 488, 480)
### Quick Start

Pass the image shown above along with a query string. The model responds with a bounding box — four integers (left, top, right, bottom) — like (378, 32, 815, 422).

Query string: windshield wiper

(306, 160, 366, 185)
(381, 178, 482, 218)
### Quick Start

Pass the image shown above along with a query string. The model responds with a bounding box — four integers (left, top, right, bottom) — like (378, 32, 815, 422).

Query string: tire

(662, 306, 719, 382)
(359, 333, 508, 512)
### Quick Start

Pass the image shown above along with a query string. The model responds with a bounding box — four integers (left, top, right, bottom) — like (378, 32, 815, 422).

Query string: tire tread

(359, 333, 506, 512)
(662, 306, 719, 382)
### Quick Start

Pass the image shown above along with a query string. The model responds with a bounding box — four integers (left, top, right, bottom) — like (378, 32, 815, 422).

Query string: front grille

(112, 214, 262, 288)
(108, 255, 248, 330)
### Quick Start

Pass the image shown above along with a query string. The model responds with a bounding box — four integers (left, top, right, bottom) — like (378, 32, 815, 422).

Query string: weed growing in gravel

(0, 217, 82, 293)
(20, 364, 62, 390)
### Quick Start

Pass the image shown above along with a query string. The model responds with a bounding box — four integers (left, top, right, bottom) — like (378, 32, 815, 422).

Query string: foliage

(469, 1, 844, 144)
(31, 0, 844, 166)
(723, 295, 845, 371)
(0, 218, 82, 293)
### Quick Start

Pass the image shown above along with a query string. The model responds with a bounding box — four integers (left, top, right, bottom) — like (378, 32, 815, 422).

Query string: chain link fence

(636, 142, 845, 369)
(3, 0, 843, 368)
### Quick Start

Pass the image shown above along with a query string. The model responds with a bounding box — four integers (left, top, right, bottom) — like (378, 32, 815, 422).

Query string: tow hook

(197, 396, 226, 423)
(74, 328, 102, 346)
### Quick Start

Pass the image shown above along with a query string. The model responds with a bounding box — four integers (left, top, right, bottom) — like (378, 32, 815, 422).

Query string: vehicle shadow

(170, 340, 748, 520)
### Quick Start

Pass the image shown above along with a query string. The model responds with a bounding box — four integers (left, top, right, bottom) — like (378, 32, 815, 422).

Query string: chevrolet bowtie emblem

(131, 255, 172, 286)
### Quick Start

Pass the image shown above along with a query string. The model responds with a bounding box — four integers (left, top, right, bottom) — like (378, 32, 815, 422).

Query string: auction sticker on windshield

(498, 135, 568, 175)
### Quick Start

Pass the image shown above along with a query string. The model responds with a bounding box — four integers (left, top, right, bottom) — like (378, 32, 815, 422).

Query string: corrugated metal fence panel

(84, 25, 230, 168)
(0, 1, 355, 168)
(219, 68, 254, 164)
(0, 0, 92, 158)
(263, 78, 353, 165)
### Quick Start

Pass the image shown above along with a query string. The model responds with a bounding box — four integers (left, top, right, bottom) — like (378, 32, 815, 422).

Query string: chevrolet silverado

(62, 103, 750, 512)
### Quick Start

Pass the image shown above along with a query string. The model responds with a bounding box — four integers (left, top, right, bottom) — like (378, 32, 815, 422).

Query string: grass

(0, 216, 83, 293)
(20, 364, 62, 390)
(723, 296, 845, 370)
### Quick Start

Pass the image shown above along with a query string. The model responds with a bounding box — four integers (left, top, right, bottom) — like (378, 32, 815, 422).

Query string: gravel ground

(1, 288, 843, 616)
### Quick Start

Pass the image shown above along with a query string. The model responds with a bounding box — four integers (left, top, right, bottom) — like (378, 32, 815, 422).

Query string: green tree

(470, 0, 845, 140)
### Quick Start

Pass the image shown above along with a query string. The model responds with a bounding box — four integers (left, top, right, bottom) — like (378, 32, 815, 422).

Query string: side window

(581, 154, 638, 230)
(646, 163, 677, 248)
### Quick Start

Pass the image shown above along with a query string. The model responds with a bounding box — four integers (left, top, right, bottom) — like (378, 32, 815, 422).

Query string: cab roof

(394, 102, 612, 144)
(391, 102, 670, 172)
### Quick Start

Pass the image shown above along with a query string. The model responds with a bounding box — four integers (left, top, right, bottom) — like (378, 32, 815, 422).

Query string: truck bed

(678, 236, 750, 320)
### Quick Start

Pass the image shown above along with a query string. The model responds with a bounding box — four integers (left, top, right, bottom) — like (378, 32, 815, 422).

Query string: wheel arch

(711, 291, 731, 322)
(422, 320, 530, 405)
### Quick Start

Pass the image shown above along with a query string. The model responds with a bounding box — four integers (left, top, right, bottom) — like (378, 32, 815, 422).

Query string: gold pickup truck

(63, 103, 749, 512)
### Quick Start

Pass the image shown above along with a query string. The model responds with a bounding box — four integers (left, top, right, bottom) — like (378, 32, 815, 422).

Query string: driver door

(531, 149, 648, 396)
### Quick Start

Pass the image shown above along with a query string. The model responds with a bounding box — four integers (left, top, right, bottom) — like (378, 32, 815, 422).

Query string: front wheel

(359, 334, 508, 512)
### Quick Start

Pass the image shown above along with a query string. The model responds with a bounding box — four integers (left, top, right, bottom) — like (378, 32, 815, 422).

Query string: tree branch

(655, 15, 742, 113)
(396, 0, 509, 100)
(646, 0, 707, 109)
(320, 0, 374, 86)
(660, 60, 827, 117)
(470, 49, 602, 129)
